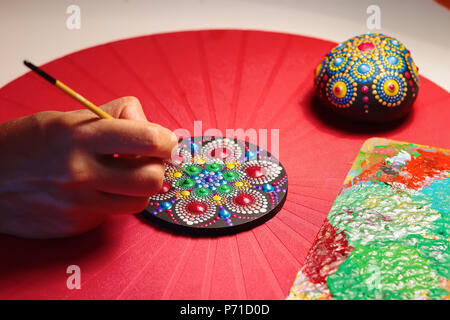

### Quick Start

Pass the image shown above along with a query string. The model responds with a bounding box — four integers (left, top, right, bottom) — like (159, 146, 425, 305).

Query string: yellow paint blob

(332, 81, 347, 99)
(315, 63, 322, 77)
(173, 172, 183, 178)
(384, 79, 399, 96)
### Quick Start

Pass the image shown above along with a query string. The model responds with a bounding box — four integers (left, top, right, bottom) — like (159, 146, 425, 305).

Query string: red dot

(364, 105, 369, 109)
(358, 42, 374, 51)
(388, 83, 396, 91)
(235, 194, 254, 206)
(334, 86, 341, 94)
(409, 80, 413, 86)
(361, 86, 369, 94)
(160, 181, 171, 194)
(245, 166, 266, 178)
(405, 71, 410, 79)
(211, 147, 230, 159)
(186, 202, 207, 214)
(323, 74, 328, 81)
(362, 96, 369, 103)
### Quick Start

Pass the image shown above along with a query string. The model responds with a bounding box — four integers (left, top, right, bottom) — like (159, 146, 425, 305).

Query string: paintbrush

(23, 60, 185, 173)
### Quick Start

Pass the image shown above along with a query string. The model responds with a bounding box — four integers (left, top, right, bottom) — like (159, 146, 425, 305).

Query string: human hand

(0, 96, 177, 238)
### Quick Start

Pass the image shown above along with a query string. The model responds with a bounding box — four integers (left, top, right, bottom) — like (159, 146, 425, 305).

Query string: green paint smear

(328, 183, 440, 247)
(405, 235, 450, 278)
(327, 177, 450, 299)
(327, 243, 445, 300)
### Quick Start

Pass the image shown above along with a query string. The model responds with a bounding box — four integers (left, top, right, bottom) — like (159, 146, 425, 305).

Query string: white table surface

(1, 0, 449, 91)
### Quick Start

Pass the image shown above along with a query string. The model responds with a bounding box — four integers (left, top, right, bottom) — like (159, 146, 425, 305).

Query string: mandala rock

(314, 33, 419, 122)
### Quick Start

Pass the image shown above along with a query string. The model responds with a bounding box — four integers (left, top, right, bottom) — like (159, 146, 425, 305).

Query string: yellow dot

(384, 79, 399, 96)
(332, 81, 347, 99)
(235, 181, 244, 187)
(181, 190, 190, 196)
(315, 63, 322, 77)
(226, 163, 235, 169)
(173, 172, 183, 178)
(197, 159, 205, 165)
(213, 195, 222, 201)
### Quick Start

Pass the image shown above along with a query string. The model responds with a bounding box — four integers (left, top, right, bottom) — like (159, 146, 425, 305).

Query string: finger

(89, 191, 150, 215)
(78, 118, 178, 158)
(93, 156, 165, 197)
(99, 96, 148, 121)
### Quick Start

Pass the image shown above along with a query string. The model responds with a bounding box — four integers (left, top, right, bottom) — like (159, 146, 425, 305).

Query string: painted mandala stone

(142, 136, 288, 236)
(314, 33, 419, 122)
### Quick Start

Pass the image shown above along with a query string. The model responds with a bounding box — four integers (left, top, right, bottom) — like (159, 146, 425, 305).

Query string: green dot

(184, 164, 202, 176)
(194, 187, 211, 198)
(205, 163, 223, 172)
(178, 177, 195, 189)
(217, 184, 234, 195)
(223, 170, 241, 181)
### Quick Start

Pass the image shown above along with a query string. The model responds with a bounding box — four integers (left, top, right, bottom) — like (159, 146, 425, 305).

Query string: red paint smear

(357, 149, 450, 189)
(394, 150, 450, 188)
(302, 219, 353, 284)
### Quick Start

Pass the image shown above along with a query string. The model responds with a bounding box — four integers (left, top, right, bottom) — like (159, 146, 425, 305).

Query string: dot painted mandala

(314, 33, 419, 122)
(142, 136, 288, 235)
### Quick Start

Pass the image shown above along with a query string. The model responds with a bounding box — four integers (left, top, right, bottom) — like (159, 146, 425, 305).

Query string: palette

(288, 138, 450, 300)
(142, 136, 288, 235)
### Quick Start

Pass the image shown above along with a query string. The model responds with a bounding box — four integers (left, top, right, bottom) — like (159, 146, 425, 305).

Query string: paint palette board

(142, 136, 288, 236)
(288, 138, 450, 300)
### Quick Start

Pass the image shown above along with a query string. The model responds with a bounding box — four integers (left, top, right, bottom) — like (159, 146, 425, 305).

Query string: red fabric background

(0, 30, 448, 299)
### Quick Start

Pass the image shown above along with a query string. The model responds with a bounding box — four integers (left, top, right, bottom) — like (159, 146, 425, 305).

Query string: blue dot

(160, 201, 172, 210)
(191, 175, 198, 180)
(357, 63, 370, 74)
(195, 183, 203, 188)
(220, 180, 228, 185)
(387, 55, 398, 65)
(262, 184, 274, 193)
(246, 151, 256, 159)
(191, 142, 199, 151)
(209, 186, 217, 191)
(333, 57, 344, 67)
(219, 209, 231, 219)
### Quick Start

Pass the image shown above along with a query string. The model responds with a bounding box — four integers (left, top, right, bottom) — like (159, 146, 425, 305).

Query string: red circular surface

(0, 30, 448, 300)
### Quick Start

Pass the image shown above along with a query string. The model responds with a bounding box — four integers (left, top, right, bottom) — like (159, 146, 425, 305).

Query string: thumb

(99, 96, 148, 121)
